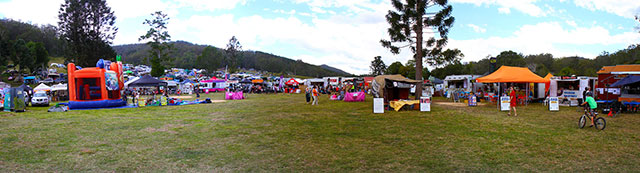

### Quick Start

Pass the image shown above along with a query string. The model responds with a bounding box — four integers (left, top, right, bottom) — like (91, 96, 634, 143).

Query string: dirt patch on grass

(211, 100, 226, 103)
(172, 96, 193, 99)
(144, 124, 192, 134)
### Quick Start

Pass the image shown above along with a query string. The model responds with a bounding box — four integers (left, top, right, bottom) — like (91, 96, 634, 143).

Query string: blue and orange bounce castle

(67, 58, 127, 109)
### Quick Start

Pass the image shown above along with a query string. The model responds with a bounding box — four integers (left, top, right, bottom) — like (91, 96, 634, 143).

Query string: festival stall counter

(389, 100, 420, 111)
(370, 75, 422, 111)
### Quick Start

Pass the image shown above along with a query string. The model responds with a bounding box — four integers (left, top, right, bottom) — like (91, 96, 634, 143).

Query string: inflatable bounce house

(67, 57, 126, 110)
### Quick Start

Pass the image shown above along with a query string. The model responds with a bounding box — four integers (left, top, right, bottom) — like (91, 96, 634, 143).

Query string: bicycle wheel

(595, 117, 606, 130)
(578, 115, 586, 129)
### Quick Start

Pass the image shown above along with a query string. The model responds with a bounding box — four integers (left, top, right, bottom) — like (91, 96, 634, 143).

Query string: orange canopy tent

(476, 66, 548, 83)
(543, 73, 553, 92)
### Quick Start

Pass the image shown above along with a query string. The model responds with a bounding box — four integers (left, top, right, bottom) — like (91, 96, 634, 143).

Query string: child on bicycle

(580, 92, 597, 126)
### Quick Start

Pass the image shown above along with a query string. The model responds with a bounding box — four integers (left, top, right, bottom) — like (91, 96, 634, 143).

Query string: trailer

(595, 65, 640, 116)
(549, 76, 597, 106)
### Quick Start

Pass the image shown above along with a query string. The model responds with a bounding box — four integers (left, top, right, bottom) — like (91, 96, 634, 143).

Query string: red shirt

(510, 90, 517, 105)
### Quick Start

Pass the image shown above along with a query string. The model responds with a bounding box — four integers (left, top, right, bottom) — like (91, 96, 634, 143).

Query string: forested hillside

(113, 41, 351, 77)
(428, 45, 640, 79)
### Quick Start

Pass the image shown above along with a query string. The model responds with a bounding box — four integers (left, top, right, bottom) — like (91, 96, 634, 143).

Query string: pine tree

(58, 0, 117, 66)
(381, 0, 455, 99)
(370, 56, 387, 76)
(139, 11, 173, 77)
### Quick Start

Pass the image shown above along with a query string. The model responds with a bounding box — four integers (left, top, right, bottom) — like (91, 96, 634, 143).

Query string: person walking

(508, 86, 518, 116)
(312, 86, 319, 105)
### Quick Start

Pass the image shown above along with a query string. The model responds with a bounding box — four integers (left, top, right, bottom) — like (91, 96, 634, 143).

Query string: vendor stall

(52, 83, 68, 101)
(476, 66, 548, 110)
(549, 76, 596, 106)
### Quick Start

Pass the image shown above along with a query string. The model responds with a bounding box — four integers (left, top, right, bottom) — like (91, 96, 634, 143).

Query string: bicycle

(578, 107, 606, 130)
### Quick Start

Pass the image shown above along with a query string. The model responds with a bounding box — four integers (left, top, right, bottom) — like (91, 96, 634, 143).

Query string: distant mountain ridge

(320, 64, 350, 75)
(112, 41, 351, 77)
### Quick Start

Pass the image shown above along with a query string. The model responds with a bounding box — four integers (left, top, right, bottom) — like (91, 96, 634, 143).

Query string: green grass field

(1, 93, 639, 171)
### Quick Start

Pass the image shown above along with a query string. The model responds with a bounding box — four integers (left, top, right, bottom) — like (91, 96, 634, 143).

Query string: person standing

(305, 87, 311, 104)
(312, 86, 319, 105)
(195, 86, 200, 98)
(508, 86, 518, 116)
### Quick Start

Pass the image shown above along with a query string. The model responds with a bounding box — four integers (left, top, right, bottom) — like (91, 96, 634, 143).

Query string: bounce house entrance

(75, 78, 102, 100)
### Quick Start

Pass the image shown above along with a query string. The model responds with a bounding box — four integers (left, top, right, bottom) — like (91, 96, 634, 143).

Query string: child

(580, 92, 598, 126)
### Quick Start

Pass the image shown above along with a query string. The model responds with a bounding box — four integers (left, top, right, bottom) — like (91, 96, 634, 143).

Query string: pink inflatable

(225, 92, 244, 100)
(343, 92, 365, 102)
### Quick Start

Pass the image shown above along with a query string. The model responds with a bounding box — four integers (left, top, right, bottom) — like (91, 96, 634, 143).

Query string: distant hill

(113, 41, 351, 77)
(320, 64, 350, 75)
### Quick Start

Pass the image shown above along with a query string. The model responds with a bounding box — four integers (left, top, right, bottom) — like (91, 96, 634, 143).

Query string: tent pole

(526, 83, 529, 106)
(498, 82, 500, 111)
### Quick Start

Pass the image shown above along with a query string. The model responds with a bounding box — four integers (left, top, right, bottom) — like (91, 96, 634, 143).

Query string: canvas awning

(371, 75, 421, 98)
(34, 83, 51, 92)
(544, 73, 553, 92)
(610, 75, 640, 87)
(128, 75, 167, 87)
(124, 77, 140, 88)
(285, 78, 299, 85)
(52, 83, 68, 91)
(476, 66, 548, 83)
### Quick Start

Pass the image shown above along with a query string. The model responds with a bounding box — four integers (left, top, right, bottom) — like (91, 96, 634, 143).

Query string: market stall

(476, 66, 548, 110)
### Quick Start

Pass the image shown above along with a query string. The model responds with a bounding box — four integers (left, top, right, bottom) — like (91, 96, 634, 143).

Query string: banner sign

(500, 96, 510, 111)
(420, 97, 431, 112)
(373, 98, 384, 114)
(468, 95, 477, 106)
(549, 97, 559, 111)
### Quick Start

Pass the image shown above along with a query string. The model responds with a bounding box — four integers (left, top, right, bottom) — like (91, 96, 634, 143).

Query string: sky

(1, 0, 640, 74)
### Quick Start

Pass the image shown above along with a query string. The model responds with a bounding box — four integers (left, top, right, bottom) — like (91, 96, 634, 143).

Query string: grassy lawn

(1, 93, 639, 171)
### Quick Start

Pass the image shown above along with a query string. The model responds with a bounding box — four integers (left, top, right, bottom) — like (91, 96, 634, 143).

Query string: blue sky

(1, 0, 639, 74)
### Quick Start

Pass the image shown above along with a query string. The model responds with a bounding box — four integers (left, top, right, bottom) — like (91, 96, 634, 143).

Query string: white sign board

(549, 97, 559, 111)
(420, 97, 431, 112)
(373, 98, 384, 114)
(500, 96, 510, 111)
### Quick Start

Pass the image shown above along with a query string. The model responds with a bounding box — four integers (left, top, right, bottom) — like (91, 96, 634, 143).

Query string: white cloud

(0, 0, 63, 25)
(159, 0, 418, 74)
(467, 24, 487, 33)
(572, 0, 640, 18)
(452, 0, 547, 17)
(447, 22, 640, 62)
(175, 0, 247, 11)
(565, 20, 577, 27)
(108, 0, 175, 20)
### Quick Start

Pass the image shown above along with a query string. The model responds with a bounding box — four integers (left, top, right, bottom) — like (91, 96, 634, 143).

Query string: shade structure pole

(497, 82, 501, 111)
(526, 83, 529, 106)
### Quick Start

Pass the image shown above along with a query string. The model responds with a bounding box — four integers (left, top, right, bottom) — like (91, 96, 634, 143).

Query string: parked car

(40, 78, 54, 84)
(31, 92, 50, 107)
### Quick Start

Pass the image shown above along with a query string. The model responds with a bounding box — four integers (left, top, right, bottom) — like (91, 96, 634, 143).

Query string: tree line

(113, 41, 351, 77)
(0, 19, 53, 74)
(429, 46, 640, 79)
